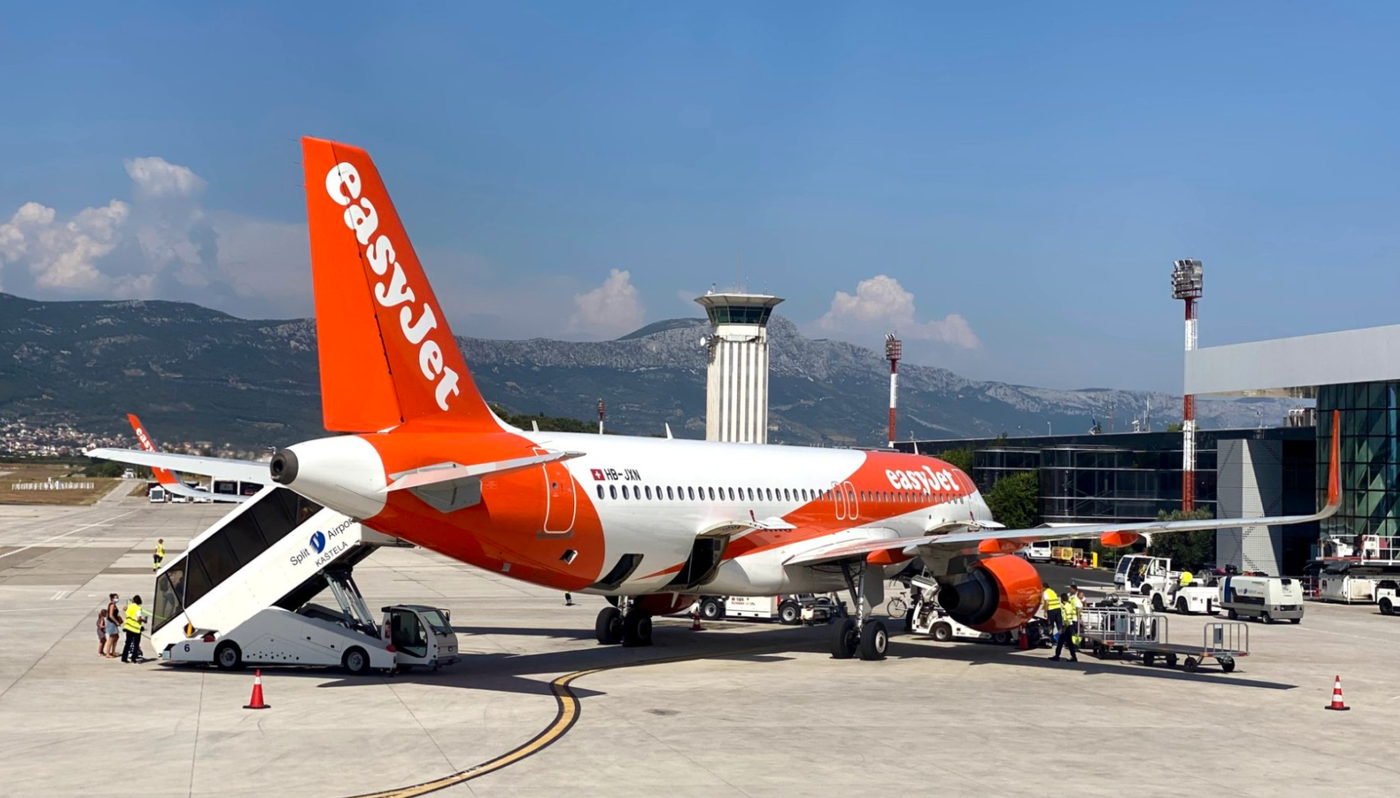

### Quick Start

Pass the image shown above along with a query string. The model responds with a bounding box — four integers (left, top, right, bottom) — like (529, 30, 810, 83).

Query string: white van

(1018, 541, 1053, 563)
(1218, 576, 1304, 624)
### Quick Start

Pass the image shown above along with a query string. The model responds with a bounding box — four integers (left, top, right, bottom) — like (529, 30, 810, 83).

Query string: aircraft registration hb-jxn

(115, 137, 1348, 661)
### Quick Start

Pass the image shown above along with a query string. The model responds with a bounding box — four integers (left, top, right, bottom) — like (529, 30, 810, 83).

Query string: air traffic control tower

(696, 290, 784, 444)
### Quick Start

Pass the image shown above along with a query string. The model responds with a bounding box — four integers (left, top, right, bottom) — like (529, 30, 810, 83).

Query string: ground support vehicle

(1376, 580, 1399, 615)
(1115, 554, 1180, 596)
(1316, 571, 1377, 604)
(907, 573, 1016, 644)
(696, 594, 832, 625)
(1078, 607, 1248, 673)
(163, 603, 457, 674)
(1218, 575, 1305, 624)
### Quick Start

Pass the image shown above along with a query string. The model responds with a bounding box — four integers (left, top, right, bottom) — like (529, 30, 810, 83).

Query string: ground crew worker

(120, 595, 147, 663)
(1042, 586, 1063, 635)
(152, 538, 165, 572)
(1052, 586, 1081, 662)
(1179, 570, 1193, 587)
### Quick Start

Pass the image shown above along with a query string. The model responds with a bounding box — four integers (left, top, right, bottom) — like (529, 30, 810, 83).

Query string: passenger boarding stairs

(150, 485, 401, 652)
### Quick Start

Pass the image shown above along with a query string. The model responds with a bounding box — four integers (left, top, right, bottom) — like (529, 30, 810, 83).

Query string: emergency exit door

(535, 448, 576, 535)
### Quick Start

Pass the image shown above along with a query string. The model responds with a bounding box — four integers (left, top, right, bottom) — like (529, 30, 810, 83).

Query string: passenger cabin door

(535, 448, 576, 536)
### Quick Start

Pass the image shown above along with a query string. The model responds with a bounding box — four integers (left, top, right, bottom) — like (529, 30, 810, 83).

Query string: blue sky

(1, 3, 1396, 391)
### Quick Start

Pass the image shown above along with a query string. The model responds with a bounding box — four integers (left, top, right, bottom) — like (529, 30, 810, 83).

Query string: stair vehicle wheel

(595, 606, 623, 645)
(930, 621, 953, 643)
(1165, 653, 1178, 669)
(622, 611, 653, 647)
(342, 646, 370, 676)
(214, 641, 242, 671)
(1219, 655, 1236, 674)
(699, 597, 724, 621)
(1183, 656, 1200, 673)
(859, 620, 888, 661)
(830, 618, 859, 659)
(1176, 597, 1189, 614)
(778, 601, 801, 626)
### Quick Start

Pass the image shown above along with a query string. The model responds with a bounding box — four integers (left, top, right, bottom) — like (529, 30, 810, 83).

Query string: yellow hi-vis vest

(122, 603, 143, 634)
(1062, 596, 1079, 623)
(156, 542, 165, 559)
(1043, 588, 1061, 611)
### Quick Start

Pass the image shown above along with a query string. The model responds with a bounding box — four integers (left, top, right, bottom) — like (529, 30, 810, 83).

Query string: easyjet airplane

(96, 137, 1342, 661)
(124, 413, 250, 503)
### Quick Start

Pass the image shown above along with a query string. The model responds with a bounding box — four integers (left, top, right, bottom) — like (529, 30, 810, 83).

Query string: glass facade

(1318, 381, 1400, 545)
(704, 305, 773, 326)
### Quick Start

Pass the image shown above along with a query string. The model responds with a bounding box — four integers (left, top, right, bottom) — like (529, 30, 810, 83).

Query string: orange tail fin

(301, 137, 499, 433)
(126, 413, 177, 485)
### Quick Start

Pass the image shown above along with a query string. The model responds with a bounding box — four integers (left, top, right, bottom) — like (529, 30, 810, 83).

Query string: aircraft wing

(789, 411, 1342, 568)
(85, 448, 270, 484)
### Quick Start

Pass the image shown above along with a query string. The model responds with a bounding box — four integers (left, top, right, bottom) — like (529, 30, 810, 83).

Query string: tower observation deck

(696, 291, 785, 444)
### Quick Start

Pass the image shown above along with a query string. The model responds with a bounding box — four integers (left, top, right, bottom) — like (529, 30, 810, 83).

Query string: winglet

(1326, 409, 1341, 509)
(125, 413, 177, 485)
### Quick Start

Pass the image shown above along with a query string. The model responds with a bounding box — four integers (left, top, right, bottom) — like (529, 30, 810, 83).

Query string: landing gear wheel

(342, 646, 370, 676)
(1219, 656, 1236, 674)
(699, 597, 724, 621)
(859, 620, 888, 661)
(1165, 653, 1179, 669)
(595, 606, 623, 645)
(1183, 656, 1200, 673)
(930, 622, 953, 642)
(214, 641, 242, 671)
(622, 611, 653, 647)
(778, 602, 801, 626)
(830, 618, 859, 659)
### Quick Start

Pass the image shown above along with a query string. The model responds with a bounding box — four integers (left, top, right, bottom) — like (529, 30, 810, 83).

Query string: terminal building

(899, 324, 1400, 577)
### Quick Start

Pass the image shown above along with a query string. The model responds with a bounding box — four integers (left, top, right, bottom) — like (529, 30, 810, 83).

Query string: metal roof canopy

(1185, 324, 1400, 398)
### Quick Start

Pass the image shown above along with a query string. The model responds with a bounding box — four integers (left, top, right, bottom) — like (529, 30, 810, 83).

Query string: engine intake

(937, 554, 1043, 633)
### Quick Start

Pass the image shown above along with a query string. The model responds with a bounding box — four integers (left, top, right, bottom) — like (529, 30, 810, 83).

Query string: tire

(991, 631, 1012, 645)
(1141, 584, 1153, 597)
(622, 612, 653, 647)
(1262, 613, 1273, 624)
(1289, 618, 1301, 625)
(595, 606, 623, 645)
(699, 597, 724, 621)
(859, 620, 888, 661)
(1183, 656, 1199, 673)
(931, 622, 953, 642)
(830, 618, 859, 659)
(1219, 656, 1236, 674)
(1165, 653, 1179, 669)
(1143, 653, 1156, 667)
(1380, 598, 1394, 616)
(1176, 597, 1189, 614)
(214, 641, 242, 671)
(1151, 593, 1165, 613)
(342, 646, 370, 676)
(778, 602, 801, 626)
(886, 597, 908, 618)
(1227, 608, 1238, 621)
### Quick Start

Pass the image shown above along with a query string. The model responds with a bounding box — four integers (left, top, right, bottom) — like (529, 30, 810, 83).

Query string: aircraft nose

(270, 448, 298, 485)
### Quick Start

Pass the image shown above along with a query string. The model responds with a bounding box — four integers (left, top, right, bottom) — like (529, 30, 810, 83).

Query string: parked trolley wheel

(1183, 656, 1200, 673)
(1165, 653, 1178, 669)
(1219, 655, 1236, 674)
(1142, 653, 1156, 667)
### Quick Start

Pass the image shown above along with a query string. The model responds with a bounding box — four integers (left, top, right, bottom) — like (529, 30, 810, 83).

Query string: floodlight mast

(1172, 259, 1204, 511)
(885, 334, 902, 448)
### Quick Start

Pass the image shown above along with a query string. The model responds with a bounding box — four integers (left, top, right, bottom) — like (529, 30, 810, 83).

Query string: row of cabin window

(593, 483, 967, 506)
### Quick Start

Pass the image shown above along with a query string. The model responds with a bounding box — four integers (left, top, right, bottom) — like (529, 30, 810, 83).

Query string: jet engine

(935, 554, 1043, 633)
(633, 593, 698, 617)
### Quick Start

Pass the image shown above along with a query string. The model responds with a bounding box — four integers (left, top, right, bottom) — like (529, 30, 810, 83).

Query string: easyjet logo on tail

(324, 162, 460, 412)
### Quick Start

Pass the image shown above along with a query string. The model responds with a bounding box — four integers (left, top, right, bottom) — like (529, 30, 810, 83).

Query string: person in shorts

(104, 593, 122, 658)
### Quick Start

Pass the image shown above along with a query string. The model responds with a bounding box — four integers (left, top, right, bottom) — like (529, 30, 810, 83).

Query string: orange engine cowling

(633, 593, 698, 617)
(936, 555, 1044, 633)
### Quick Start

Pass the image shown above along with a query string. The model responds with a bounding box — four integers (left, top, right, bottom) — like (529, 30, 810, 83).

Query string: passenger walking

(120, 595, 148, 663)
(103, 593, 121, 658)
(152, 538, 165, 572)
(1051, 585, 1081, 663)
(1042, 586, 1063, 636)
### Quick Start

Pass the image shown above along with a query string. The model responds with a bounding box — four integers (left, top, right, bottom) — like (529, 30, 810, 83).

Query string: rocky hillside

(0, 293, 1292, 448)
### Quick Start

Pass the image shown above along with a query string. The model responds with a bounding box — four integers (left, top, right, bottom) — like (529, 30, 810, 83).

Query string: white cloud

(815, 274, 980, 349)
(569, 268, 645, 339)
(0, 199, 132, 291)
(124, 156, 207, 199)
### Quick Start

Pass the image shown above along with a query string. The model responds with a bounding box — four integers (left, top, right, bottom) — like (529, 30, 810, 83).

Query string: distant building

(695, 291, 784, 444)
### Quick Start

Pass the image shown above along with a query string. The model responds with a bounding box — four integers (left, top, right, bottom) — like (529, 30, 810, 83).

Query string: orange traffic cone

(1325, 675, 1350, 711)
(1017, 626, 1029, 650)
(244, 669, 270, 710)
(691, 609, 704, 632)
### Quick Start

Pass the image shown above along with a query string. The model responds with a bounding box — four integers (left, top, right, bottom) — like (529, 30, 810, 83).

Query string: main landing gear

(595, 598, 652, 647)
(830, 560, 888, 661)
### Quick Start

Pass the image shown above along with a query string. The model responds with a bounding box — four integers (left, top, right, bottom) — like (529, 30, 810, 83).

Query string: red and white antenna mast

(1172, 259, 1204, 511)
(885, 334, 902, 448)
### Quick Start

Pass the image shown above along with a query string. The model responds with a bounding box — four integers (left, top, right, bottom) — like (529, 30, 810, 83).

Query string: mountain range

(0, 292, 1294, 448)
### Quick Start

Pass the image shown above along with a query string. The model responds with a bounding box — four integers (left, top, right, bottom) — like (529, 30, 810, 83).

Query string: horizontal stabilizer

(85, 448, 270, 484)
